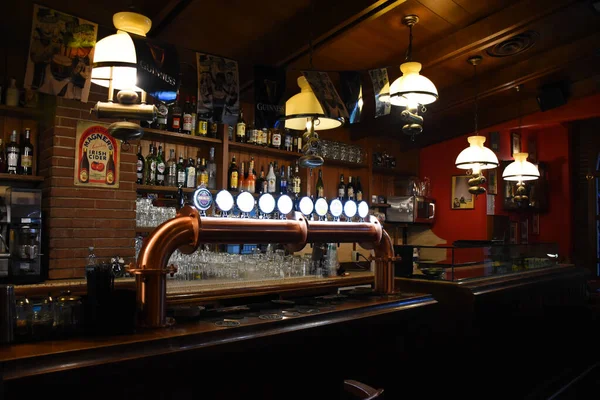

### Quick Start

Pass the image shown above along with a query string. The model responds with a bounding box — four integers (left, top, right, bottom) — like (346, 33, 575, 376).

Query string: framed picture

(511, 131, 521, 156)
(488, 169, 497, 195)
(451, 175, 474, 209)
(489, 131, 500, 154)
(532, 213, 540, 235)
(521, 219, 529, 244)
(510, 221, 518, 244)
(528, 137, 538, 163)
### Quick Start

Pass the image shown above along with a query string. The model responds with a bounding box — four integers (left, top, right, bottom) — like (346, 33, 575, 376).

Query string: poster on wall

(368, 68, 391, 118)
(24, 4, 98, 102)
(196, 53, 239, 126)
(74, 121, 119, 188)
(451, 175, 474, 209)
(253, 65, 286, 129)
(302, 71, 349, 123)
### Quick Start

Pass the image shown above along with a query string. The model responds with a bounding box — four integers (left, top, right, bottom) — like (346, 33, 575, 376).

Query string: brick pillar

(40, 88, 136, 279)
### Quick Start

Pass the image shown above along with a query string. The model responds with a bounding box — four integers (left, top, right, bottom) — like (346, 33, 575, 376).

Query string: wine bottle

(182, 96, 192, 134)
(144, 143, 156, 185)
(316, 169, 324, 199)
(6, 130, 19, 175)
(155, 145, 166, 186)
(236, 109, 246, 143)
(79, 147, 89, 183)
(228, 156, 239, 191)
(355, 176, 363, 201)
(168, 94, 182, 133)
(267, 162, 276, 194)
(185, 157, 196, 188)
(106, 150, 116, 185)
(338, 174, 346, 201)
(166, 149, 176, 186)
(176, 153, 186, 187)
(136, 145, 145, 184)
(347, 176, 355, 201)
(19, 128, 34, 175)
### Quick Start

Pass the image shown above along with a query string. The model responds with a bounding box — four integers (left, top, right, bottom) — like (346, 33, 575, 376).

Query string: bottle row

(226, 156, 301, 195)
(136, 143, 218, 189)
(0, 128, 35, 175)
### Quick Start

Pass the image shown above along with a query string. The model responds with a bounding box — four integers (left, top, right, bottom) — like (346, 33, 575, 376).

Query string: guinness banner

(302, 71, 349, 123)
(339, 71, 363, 124)
(131, 35, 180, 103)
(253, 65, 286, 129)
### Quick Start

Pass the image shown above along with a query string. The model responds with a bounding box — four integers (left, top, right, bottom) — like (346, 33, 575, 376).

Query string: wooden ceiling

(4, 0, 600, 148)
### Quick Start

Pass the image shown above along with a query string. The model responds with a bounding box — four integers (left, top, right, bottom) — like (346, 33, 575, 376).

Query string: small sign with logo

(74, 121, 119, 188)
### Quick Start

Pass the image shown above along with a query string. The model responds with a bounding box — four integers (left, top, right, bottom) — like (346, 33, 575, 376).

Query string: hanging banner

(302, 71, 349, 123)
(131, 36, 180, 103)
(253, 65, 286, 129)
(368, 68, 391, 118)
(24, 4, 98, 102)
(339, 71, 363, 124)
(197, 53, 240, 126)
(74, 121, 119, 188)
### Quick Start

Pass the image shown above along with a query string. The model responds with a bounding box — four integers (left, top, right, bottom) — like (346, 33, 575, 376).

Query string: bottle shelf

(141, 128, 222, 146)
(228, 141, 302, 160)
(0, 173, 44, 183)
(0, 105, 43, 119)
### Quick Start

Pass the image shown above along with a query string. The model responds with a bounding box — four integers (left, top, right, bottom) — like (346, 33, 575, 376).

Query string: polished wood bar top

(0, 291, 434, 381)
(14, 271, 375, 304)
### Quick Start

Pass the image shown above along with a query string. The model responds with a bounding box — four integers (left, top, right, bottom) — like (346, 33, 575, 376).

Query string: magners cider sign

(74, 121, 119, 188)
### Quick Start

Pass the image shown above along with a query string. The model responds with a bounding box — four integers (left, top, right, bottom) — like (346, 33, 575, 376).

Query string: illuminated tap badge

(193, 187, 213, 211)
(74, 121, 119, 188)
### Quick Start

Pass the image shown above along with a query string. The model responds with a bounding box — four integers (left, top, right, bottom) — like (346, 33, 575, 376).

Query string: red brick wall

(40, 87, 137, 279)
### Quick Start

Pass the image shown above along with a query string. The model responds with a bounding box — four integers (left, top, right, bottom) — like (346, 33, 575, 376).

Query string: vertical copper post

(373, 230, 395, 294)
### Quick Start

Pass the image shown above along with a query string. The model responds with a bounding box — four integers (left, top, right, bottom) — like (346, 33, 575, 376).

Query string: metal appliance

(3, 188, 43, 284)
(385, 195, 435, 224)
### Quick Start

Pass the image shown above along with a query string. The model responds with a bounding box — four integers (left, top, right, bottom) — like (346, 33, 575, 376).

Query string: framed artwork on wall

(510, 221, 518, 244)
(451, 175, 474, 209)
(488, 169, 497, 195)
(528, 137, 538, 163)
(489, 131, 500, 154)
(511, 131, 521, 156)
(521, 219, 529, 244)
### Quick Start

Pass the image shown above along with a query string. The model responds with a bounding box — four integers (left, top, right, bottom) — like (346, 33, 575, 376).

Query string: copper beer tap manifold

(130, 205, 395, 328)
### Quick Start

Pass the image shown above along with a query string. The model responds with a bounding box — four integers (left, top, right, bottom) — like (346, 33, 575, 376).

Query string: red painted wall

(419, 93, 600, 260)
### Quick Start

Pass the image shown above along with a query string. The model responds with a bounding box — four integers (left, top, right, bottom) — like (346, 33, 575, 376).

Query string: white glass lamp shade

(285, 76, 343, 131)
(455, 135, 499, 172)
(390, 62, 438, 107)
(91, 12, 151, 91)
(502, 152, 540, 181)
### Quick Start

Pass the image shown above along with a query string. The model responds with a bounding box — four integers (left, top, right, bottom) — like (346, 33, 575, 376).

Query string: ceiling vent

(486, 31, 539, 57)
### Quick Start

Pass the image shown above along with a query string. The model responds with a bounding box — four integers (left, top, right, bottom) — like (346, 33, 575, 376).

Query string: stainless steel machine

(0, 188, 43, 284)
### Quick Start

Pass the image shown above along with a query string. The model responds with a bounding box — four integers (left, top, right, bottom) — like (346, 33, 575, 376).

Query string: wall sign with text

(74, 121, 119, 188)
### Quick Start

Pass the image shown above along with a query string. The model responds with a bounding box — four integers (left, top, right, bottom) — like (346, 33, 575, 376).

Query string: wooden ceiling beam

(148, 0, 192, 37)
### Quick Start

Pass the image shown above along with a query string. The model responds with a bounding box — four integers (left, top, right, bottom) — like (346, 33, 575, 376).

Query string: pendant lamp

(502, 152, 540, 181)
(390, 15, 438, 108)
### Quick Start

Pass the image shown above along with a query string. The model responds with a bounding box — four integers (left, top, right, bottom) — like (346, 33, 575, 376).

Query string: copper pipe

(134, 207, 394, 328)
(373, 230, 395, 295)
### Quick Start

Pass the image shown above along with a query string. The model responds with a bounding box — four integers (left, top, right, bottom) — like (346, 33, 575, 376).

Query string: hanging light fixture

(284, 2, 344, 168)
(503, 85, 540, 203)
(389, 15, 438, 108)
(455, 56, 498, 195)
(91, 11, 180, 145)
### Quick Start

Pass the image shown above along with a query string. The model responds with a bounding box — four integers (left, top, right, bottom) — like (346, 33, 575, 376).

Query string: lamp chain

(405, 24, 413, 62)
(473, 62, 478, 135)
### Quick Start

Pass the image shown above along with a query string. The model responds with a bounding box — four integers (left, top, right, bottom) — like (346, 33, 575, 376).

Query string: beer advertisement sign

(74, 121, 119, 188)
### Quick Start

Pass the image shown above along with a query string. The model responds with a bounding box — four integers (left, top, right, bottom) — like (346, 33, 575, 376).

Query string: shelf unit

(0, 105, 43, 119)
(228, 141, 302, 160)
(0, 174, 44, 183)
(141, 128, 222, 145)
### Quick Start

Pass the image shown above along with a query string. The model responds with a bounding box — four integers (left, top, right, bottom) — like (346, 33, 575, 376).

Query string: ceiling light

(502, 152, 540, 181)
(285, 76, 344, 131)
(390, 15, 438, 107)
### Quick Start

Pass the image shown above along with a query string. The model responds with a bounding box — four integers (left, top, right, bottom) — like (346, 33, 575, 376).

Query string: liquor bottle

(136, 145, 145, 184)
(286, 166, 294, 195)
(106, 150, 116, 185)
(228, 156, 239, 191)
(155, 145, 166, 186)
(197, 112, 209, 137)
(168, 94, 182, 132)
(154, 101, 168, 130)
(293, 162, 302, 196)
(176, 153, 186, 187)
(261, 128, 269, 147)
(272, 129, 281, 149)
(256, 166, 266, 193)
(267, 162, 276, 194)
(347, 176, 355, 201)
(246, 162, 256, 193)
(166, 149, 177, 186)
(294, 135, 302, 153)
(236, 109, 246, 143)
(338, 174, 346, 201)
(355, 176, 363, 201)
(279, 165, 287, 194)
(316, 169, 324, 198)
(190, 96, 198, 135)
(182, 96, 193, 134)
(185, 157, 196, 188)
(238, 161, 246, 192)
(6, 130, 19, 174)
(0, 139, 6, 173)
(79, 147, 89, 183)
(284, 130, 293, 152)
(207, 147, 217, 190)
(197, 158, 209, 187)
(209, 121, 218, 138)
(19, 128, 34, 175)
(144, 143, 156, 185)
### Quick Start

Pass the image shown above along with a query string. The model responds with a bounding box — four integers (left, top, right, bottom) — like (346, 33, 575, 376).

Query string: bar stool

(343, 379, 384, 399)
